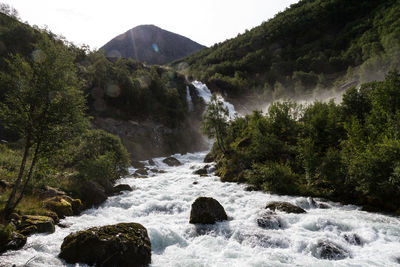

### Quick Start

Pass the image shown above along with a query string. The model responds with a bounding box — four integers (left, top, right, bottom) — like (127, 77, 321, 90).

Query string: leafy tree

(0, 36, 88, 219)
(201, 94, 229, 153)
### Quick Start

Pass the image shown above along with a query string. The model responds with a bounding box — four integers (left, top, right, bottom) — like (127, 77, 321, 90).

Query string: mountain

(101, 25, 205, 65)
(0, 13, 207, 160)
(174, 0, 400, 109)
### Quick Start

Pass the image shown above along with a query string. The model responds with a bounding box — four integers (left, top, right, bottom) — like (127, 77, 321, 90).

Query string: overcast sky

(4, 0, 299, 49)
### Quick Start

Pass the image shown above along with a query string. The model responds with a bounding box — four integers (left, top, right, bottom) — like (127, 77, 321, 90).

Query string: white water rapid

(2, 82, 400, 266)
(2, 151, 400, 266)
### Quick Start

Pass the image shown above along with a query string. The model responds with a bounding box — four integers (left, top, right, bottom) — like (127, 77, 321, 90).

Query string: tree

(0, 36, 88, 219)
(201, 94, 229, 153)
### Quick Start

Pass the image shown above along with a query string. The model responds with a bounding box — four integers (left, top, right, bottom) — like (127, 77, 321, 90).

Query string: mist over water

(2, 82, 400, 266)
(1, 152, 400, 266)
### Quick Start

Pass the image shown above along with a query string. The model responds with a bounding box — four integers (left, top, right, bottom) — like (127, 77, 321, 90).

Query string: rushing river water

(1, 151, 400, 266)
(2, 82, 400, 266)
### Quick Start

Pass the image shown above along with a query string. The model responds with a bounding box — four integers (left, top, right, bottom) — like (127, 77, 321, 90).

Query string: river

(1, 82, 400, 266)
(1, 150, 400, 266)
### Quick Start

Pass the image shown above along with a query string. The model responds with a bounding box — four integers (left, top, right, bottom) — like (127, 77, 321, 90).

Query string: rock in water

(265, 201, 306, 214)
(59, 223, 151, 267)
(0, 231, 27, 253)
(162, 157, 181, 166)
(17, 215, 55, 236)
(80, 180, 108, 207)
(112, 184, 133, 195)
(189, 197, 227, 224)
(257, 211, 283, 229)
(313, 241, 350, 260)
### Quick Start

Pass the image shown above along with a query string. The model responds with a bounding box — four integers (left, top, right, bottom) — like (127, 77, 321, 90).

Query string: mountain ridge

(101, 24, 205, 65)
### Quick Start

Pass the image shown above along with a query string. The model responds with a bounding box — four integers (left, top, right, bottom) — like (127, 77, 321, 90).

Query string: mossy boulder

(59, 223, 151, 267)
(44, 197, 73, 219)
(189, 197, 228, 224)
(0, 225, 26, 253)
(80, 180, 108, 207)
(162, 157, 181, 166)
(17, 215, 55, 236)
(265, 201, 306, 214)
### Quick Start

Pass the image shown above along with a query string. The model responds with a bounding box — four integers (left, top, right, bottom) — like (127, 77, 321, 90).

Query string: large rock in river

(162, 157, 181, 166)
(17, 215, 55, 236)
(80, 180, 108, 207)
(189, 197, 227, 224)
(265, 201, 306, 214)
(59, 223, 151, 267)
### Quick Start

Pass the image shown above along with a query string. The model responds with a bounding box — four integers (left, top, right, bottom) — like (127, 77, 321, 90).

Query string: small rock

(150, 168, 159, 173)
(59, 223, 151, 267)
(265, 201, 306, 214)
(132, 161, 145, 169)
(318, 203, 330, 209)
(244, 185, 258, 192)
(163, 157, 181, 166)
(257, 211, 283, 229)
(343, 233, 362, 246)
(193, 181, 198, 185)
(112, 184, 133, 195)
(189, 197, 228, 224)
(313, 241, 350, 260)
(148, 159, 156, 166)
(135, 168, 148, 176)
(193, 165, 209, 175)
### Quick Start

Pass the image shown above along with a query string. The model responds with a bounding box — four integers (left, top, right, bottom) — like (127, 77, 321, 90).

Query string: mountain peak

(101, 25, 205, 65)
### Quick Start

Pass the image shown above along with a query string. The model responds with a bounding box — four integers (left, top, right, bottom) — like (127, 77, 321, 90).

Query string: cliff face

(101, 25, 205, 65)
(91, 84, 208, 161)
(92, 117, 207, 161)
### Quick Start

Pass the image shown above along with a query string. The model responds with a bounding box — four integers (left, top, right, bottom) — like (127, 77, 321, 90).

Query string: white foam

(1, 151, 400, 266)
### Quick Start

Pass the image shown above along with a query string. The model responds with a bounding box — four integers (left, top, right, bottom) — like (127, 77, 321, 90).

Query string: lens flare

(31, 49, 46, 63)
(105, 83, 121, 97)
(152, 43, 159, 53)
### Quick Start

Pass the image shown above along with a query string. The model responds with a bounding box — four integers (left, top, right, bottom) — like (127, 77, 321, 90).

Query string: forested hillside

(0, 11, 207, 159)
(203, 71, 400, 213)
(174, 0, 400, 106)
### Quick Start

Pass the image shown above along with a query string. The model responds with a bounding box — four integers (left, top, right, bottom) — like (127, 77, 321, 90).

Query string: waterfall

(186, 86, 193, 112)
(192, 81, 237, 118)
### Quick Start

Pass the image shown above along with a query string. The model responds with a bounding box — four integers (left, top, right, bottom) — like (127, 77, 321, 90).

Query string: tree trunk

(3, 135, 31, 219)
(12, 140, 41, 212)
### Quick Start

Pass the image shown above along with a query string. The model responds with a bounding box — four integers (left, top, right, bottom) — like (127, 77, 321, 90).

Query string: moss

(59, 223, 151, 267)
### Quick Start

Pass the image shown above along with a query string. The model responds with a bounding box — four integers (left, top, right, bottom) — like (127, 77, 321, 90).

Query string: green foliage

(210, 71, 400, 213)
(75, 130, 130, 183)
(173, 0, 400, 100)
(248, 162, 298, 195)
(201, 94, 229, 153)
